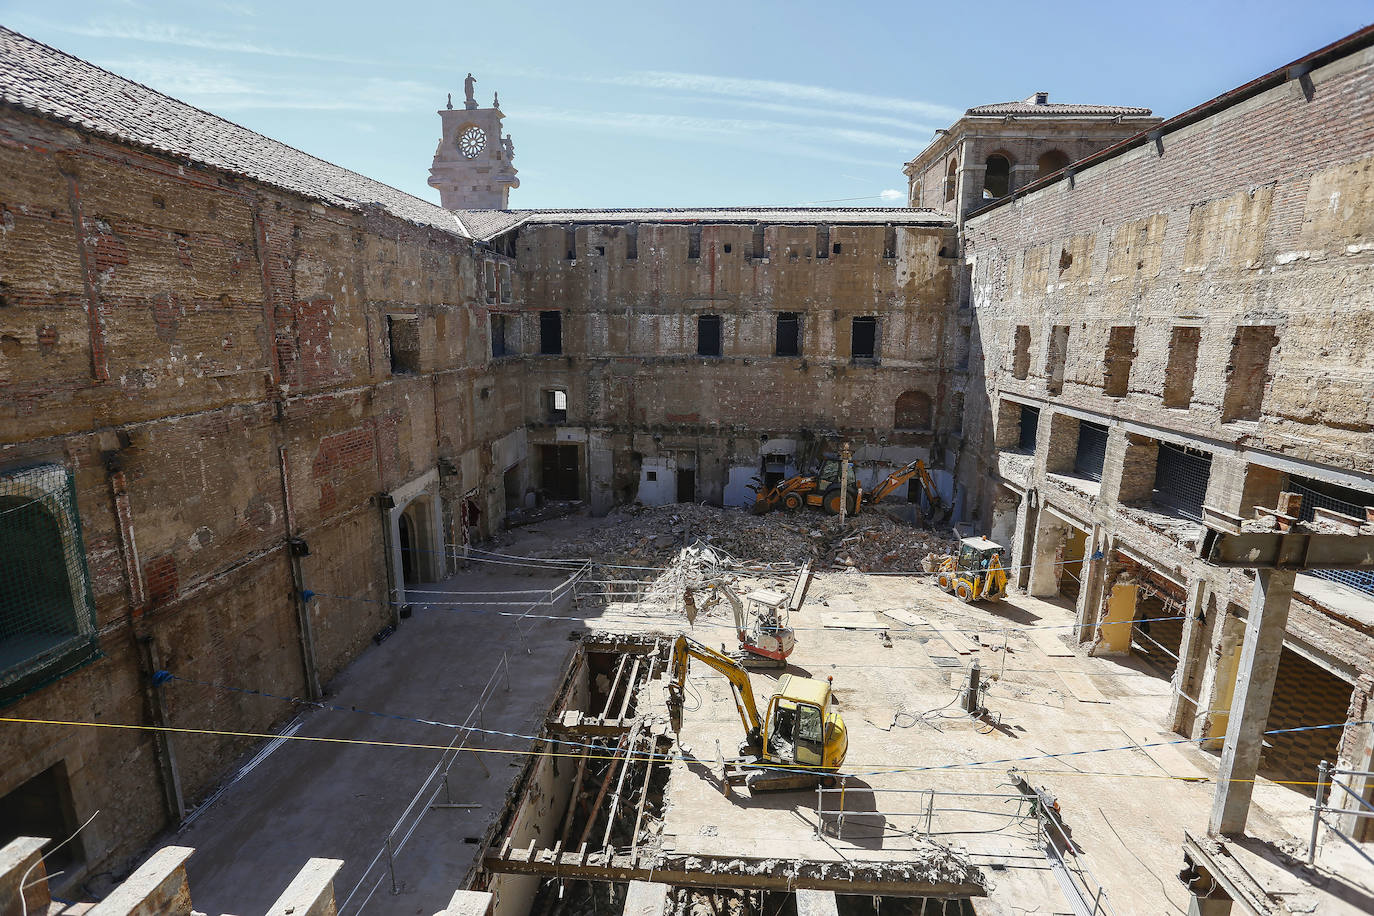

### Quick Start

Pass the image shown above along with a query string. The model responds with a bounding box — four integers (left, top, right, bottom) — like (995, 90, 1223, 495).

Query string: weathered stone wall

(0, 107, 520, 877)
(507, 220, 966, 513)
(960, 42, 1374, 742)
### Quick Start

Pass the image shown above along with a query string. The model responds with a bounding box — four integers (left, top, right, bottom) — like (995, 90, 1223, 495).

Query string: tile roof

(455, 207, 949, 241)
(0, 27, 470, 238)
(966, 93, 1153, 117)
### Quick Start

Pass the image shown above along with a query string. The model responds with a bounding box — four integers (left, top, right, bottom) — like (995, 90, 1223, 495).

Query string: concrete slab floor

(629, 572, 1326, 916)
(167, 559, 588, 916)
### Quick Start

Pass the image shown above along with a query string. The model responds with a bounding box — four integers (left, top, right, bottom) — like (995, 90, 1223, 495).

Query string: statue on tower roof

(446, 92, 452, 110)
(493, 91, 500, 109)
(463, 73, 477, 109)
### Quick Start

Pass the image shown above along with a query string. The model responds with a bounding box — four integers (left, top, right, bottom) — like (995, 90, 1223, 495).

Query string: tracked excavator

(665, 635, 847, 792)
(689, 580, 795, 667)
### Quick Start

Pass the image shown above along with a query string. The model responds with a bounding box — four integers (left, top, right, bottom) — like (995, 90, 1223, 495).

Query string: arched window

(983, 154, 1011, 199)
(1037, 149, 1070, 180)
(943, 159, 958, 203)
(894, 390, 933, 430)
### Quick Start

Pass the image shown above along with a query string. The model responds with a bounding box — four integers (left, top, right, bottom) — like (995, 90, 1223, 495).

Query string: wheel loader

(665, 635, 847, 792)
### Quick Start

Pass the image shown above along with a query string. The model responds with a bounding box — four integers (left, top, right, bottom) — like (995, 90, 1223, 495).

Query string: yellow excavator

(935, 537, 1010, 603)
(665, 635, 847, 792)
(751, 457, 950, 524)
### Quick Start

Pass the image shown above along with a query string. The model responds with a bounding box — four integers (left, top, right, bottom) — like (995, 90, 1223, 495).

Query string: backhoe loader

(934, 537, 1009, 603)
(665, 635, 847, 792)
(751, 456, 951, 525)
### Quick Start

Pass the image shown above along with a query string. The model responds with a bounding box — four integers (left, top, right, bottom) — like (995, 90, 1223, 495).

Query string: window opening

(490, 314, 509, 358)
(1018, 405, 1040, 452)
(1074, 421, 1108, 481)
(484, 261, 497, 303)
(564, 227, 577, 260)
(1, 464, 99, 705)
(944, 158, 958, 203)
(1285, 476, 1374, 594)
(1222, 326, 1278, 422)
(1037, 149, 1070, 180)
(983, 154, 1011, 199)
(499, 263, 512, 303)
(1163, 327, 1202, 408)
(751, 225, 766, 259)
(1152, 443, 1212, 520)
(816, 226, 829, 259)
(625, 225, 638, 260)
(882, 226, 897, 259)
(1103, 326, 1136, 398)
(688, 226, 701, 260)
(387, 316, 421, 375)
(697, 314, 722, 357)
(0, 764, 83, 870)
(545, 389, 567, 423)
(539, 310, 563, 355)
(851, 316, 877, 360)
(775, 312, 800, 357)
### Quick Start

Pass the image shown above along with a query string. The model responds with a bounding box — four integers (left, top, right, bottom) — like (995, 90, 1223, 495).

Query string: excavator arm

(666, 635, 763, 745)
(865, 459, 951, 524)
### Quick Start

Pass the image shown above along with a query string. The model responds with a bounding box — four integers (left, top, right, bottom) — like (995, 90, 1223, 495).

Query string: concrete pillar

(795, 890, 839, 916)
(88, 846, 195, 916)
(433, 890, 494, 916)
(264, 857, 344, 916)
(1, 837, 50, 916)
(1027, 515, 1064, 598)
(621, 882, 668, 916)
(1096, 581, 1137, 655)
(1198, 611, 1246, 750)
(1209, 568, 1297, 836)
(1074, 526, 1107, 641)
(1168, 580, 1209, 733)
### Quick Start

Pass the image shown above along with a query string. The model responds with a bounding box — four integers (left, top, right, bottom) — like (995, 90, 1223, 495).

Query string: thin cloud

(880, 188, 906, 201)
(57, 19, 373, 64)
(603, 70, 962, 122)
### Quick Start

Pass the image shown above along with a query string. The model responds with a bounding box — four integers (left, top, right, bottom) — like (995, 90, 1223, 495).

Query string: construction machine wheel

(823, 489, 856, 516)
(954, 579, 976, 603)
(782, 493, 804, 511)
(936, 572, 954, 591)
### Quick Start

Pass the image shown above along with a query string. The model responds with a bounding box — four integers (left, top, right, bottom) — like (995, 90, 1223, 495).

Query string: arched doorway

(398, 510, 417, 585)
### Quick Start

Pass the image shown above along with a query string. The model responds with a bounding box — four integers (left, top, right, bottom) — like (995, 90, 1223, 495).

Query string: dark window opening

(983, 154, 1011, 199)
(775, 312, 800, 357)
(1046, 324, 1069, 395)
(490, 314, 509, 358)
(894, 390, 932, 430)
(1, 464, 99, 705)
(882, 226, 897, 259)
(1287, 475, 1374, 595)
(1018, 405, 1040, 452)
(944, 159, 958, 203)
(1103, 326, 1136, 398)
(833, 243, 842, 255)
(1012, 325, 1031, 380)
(697, 314, 722, 357)
(688, 226, 702, 260)
(1222, 325, 1278, 422)
(751, 225, 766, 259)
(1037, 149, 1071, 180)
(484, 261, 497, 303)
(625, 225, 638, 260)
(387, 316, 421, 375)
(646, 470, 656, 481)
(1163, 327, 1201, 408)
(1152, 442, 1212, 520)
(564, 227, 577, 260)
(851, 316, 877, 360)
(676, 467, 696, 504)
(816, 226, 829, 260)
(545, 389, 567, 423)
(0, 764, 83, 872)
(1073, 421, 1108, 481)
(594, 245, 605, 257)
(499, 263, 512, 303)
(723, 243, 732, 254)
(539, 310, 563, 355)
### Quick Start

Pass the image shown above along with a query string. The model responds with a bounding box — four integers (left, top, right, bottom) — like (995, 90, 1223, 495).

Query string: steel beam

(1199, 529, 1374, 569)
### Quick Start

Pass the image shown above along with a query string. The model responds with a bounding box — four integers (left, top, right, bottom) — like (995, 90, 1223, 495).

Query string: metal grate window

(1073, 421, 1108, 481)
(1, 464, 100, 705)
(1152, 442, 1212, 520)
(1018, 405, 1039, 453)
(1289, 477, 1374, 595)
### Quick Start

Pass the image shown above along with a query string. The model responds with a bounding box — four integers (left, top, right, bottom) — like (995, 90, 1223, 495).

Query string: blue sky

(2, 1, 1370, 209)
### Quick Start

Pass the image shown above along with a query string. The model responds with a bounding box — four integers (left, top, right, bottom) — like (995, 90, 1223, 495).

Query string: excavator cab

(762, 675, 847, 773)
(936, 537, 1009, 603)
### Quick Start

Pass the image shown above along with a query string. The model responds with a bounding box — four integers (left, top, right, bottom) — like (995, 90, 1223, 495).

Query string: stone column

(1168, 579, 1209, 734)
(1209, 568, 1297, 836)
(1027, 514, 1065, 597)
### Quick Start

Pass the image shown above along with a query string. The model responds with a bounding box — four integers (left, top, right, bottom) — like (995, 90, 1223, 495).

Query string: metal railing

(1289, 479, 1374, 596)
(815, 782, 1035, 840)
(1308, 760, 1374, 869)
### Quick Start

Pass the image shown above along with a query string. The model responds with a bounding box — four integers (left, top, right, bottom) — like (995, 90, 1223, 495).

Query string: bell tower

(428, 73, 519, 209)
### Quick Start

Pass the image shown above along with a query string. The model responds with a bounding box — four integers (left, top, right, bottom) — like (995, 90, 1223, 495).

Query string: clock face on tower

(458, 126, 486, 159)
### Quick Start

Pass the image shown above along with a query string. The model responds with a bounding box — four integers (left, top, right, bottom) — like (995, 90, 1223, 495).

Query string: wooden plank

(1030, 629, 1075, 658)
(788, 563, 813, 612)
(881, 608, 927, 627)
(1056, 671, 1109, 704)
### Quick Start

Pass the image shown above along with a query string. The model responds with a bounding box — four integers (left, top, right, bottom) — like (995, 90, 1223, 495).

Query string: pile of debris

(507, 503, 958, 573)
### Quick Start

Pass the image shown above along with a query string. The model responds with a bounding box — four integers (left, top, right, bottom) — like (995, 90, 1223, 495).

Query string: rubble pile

(508, 503, 958, 573)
